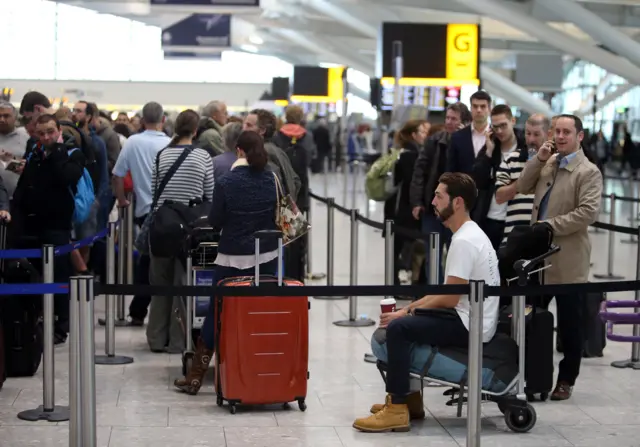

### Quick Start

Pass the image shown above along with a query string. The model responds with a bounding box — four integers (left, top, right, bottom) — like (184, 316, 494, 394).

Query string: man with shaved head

(196, 100, 228, 156)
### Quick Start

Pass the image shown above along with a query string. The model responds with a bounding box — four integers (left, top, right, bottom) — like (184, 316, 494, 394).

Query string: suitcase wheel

(539, 392, 549, 402)
(229, 404, 237, 415)
(298, 399, 307, 412)
(216, 395, 223, 407)
(504, 403, 537, 433)
(181, 352, 194, 377)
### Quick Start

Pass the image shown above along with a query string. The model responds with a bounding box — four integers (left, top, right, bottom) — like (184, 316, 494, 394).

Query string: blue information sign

(161, 14, 231, 48)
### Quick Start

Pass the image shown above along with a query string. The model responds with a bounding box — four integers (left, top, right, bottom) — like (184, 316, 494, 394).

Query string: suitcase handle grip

(253, 230, 283, 240)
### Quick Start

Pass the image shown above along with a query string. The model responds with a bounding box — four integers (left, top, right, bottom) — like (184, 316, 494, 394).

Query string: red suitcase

(214, 230, 309, 414)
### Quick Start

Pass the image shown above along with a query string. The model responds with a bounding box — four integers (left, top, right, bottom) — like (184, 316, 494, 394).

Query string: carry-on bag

(556, 290, 606, 358)
(214, 230, 309, 414)
(0, 223, 43, 378)
(498, 304, 554, 401)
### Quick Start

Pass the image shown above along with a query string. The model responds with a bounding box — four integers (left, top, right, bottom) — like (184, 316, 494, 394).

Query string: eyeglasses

(491, 123, 509, 131)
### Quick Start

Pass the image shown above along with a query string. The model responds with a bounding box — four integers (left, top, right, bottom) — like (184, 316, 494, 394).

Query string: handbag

(134, 147, 192, 255)
(273, 172, 310, 245)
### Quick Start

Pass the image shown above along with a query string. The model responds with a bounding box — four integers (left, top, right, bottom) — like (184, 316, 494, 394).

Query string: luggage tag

(508, 305, 533, 318)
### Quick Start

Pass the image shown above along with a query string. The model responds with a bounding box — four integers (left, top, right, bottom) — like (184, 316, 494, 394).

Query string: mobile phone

(549, 139, 557, 154)
(5, 160, 22, 173)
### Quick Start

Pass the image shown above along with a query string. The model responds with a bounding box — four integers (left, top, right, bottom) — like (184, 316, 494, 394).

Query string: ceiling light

(241, 44, 259, 53)
(249, 35, 264, 45)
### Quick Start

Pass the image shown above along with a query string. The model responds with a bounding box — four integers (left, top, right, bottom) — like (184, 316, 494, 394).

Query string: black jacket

(14, 137, 86, 233)
(409, 131, 450, 217)
(470, 129, 526, 225)
(384, 141, 421, 229)
(446, 126, 475, 174)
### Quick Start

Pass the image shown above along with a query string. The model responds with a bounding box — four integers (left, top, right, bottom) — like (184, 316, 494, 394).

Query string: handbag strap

(152, 147, 192, 210)
(272, 172, 283, 222)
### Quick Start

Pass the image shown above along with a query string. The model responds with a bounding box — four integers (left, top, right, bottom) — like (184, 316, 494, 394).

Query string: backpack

(281, 134, 309, 204)
(59, 121, 100, 192)
(67, 148, 96, 225)
(365, 148, 401, 201)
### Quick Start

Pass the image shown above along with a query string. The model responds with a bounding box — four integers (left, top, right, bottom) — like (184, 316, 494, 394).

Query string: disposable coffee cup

(380, 298, 397, 314)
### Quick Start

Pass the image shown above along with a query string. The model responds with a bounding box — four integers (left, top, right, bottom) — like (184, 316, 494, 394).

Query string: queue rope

(601, 192, 640, 204)
(0, 220, 120, 260)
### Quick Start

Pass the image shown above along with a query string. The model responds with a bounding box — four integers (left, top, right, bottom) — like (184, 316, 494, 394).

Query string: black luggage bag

(498, 305, 554, 401)
(1, 256, 43, 378)
(556, 291, 606, 358)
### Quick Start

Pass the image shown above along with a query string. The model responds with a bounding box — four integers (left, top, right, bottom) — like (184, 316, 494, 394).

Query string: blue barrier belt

(0, 283, 68, 295)
(0, 248, 42, 259)
(55, 227, 109, 256)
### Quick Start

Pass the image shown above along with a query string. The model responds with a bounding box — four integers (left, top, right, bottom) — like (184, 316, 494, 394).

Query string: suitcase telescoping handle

(254, 230, 283, 286)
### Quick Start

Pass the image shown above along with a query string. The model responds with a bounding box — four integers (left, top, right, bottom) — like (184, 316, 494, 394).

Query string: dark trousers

(386, 313, 468, 397)
(129, 214, 151, 321)
(543, 294, 584, 385)
(482, 218, 506, 251)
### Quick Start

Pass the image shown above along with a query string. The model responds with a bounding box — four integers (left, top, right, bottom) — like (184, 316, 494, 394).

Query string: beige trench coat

(517, 150, 602, 284)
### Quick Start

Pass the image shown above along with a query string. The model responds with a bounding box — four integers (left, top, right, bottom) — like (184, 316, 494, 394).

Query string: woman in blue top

(174, 130, 279, 395)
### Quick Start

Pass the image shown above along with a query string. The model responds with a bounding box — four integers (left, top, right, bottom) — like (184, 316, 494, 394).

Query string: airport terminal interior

(3, 0, 640, 446)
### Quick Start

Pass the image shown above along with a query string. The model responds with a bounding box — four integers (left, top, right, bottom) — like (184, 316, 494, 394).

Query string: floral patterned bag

(273, 173, 310, 245)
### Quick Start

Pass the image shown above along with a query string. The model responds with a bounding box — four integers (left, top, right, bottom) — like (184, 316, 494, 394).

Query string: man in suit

(517, 114, 602, 401)
(447, 91, 492, 174)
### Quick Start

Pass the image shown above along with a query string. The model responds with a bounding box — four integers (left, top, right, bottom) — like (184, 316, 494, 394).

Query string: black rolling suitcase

(498, 304, 554, 401)
(0, 223, 43, 378)
(556, 291, 606, 358)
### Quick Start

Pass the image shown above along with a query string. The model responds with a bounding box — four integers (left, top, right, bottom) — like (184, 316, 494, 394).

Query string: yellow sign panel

(291, 66, 344, 103)
(446, 24, 479, 81)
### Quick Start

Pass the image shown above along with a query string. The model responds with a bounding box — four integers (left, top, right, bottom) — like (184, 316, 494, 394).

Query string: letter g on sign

(454, 33, 470, 52)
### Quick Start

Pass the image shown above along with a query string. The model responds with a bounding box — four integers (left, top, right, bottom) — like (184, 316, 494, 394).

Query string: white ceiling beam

(453, 0, 640, 84)
(482, 66, 554, 116)
(269, 28, 374, 76)
(306, 0, 377, 39)
(537, 0, 640, 69)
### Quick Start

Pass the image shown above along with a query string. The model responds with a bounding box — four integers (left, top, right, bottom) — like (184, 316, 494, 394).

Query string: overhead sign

(164, 51, 223, 60)
(151, 0, 259, 6)
(378, 22, 480, 86)
(291, 66, 345, 103)
(161, 14, 231, 48)
(378, 85, 461, 112)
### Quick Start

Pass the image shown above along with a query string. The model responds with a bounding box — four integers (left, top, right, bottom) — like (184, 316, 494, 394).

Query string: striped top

(152, 145, 214, 212)
(495, 150, 535, 243)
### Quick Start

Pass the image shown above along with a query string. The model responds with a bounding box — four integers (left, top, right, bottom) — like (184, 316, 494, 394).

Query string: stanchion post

(96, 222, 133, 365)
(342, 159, 349, 207)
(428, 232, 440, 285)
(623, 197, 639, 244)
(69, 277, 81, 447)
(17, 245, 69, 422)
(185, 255, 194, 353)
(351, 160, 359, 210)
(78, 276, 97, 447)
(314, 198, 347, 300)
(611, 225, 640, 369)
(594, 194, 625, 279)
(334, 209, 375, 327)
(125, 192, 134, 286)
(116, 207, 127, 323)
(466, 280, 484, 447)
(305, 200, 326, 281)
(323, 157, 329, 198)
(364, 219, 394, 364)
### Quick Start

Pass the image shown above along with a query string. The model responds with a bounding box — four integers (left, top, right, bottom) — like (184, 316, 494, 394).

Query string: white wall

(1, 79, 270, 111)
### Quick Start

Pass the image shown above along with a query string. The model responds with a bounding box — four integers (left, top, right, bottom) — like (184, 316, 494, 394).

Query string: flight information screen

(379, 85, 461, 111)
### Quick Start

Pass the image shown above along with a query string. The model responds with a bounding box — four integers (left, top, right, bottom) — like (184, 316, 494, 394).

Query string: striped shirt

(495, 150, 535, 242)
(151, 145, 214, 212)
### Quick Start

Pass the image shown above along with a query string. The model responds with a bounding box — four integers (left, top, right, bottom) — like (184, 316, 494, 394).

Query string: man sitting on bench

(353, 172, 501, 433)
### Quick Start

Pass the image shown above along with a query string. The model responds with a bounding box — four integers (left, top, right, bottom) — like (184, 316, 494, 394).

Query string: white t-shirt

(486, 143, 517, 221)
(445, 220, 500, 342)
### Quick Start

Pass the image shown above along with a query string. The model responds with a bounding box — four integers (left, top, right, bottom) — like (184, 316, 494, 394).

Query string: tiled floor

(1, 173, 639, 446)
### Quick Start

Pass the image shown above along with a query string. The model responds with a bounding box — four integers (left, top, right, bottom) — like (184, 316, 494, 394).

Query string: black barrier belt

(96, 280, 638, 299)
(357, 214, 385, 231)
(601, 192, 640, 204)
(309, 192, 330, 205)
(309, 193, 637, 239)
(592, 221, 637, 235)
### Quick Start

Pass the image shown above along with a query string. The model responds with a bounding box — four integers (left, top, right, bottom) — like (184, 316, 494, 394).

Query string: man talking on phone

(517, 114, 602, 401)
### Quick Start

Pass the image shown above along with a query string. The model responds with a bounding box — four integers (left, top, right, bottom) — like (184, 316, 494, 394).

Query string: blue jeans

(201, 258, 279, 350)
(422, 215, 451, 284)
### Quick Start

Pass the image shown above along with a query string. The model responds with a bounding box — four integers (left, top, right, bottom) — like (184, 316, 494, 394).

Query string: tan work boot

(370, 392, 425, 420)
(174, 337, 213, 395)
(353, 401, 411, 433)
